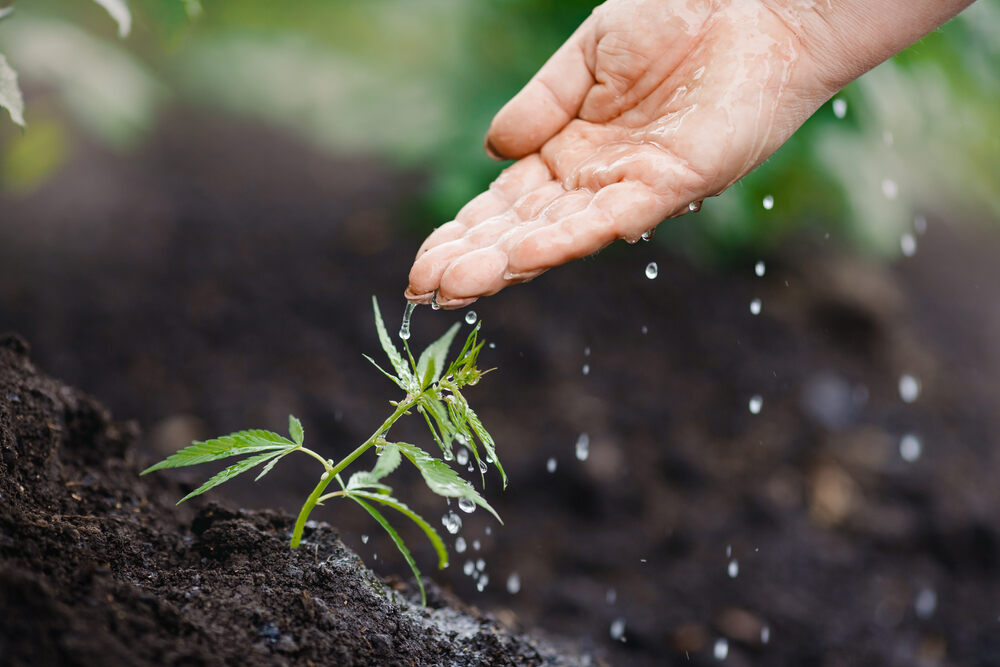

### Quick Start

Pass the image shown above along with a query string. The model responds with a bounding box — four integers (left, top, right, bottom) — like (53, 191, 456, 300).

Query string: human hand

(405, 0, 971, 308)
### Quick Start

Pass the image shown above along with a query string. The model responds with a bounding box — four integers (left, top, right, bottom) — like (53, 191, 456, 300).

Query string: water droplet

(476, 573, 489, 592)
(881, 178, 898, 200)
(899, 433, 922, 462)
(914, 214, 927, 235)
(713, 638, 729, 660)
(641, 228, 655, 241)
(443, 449, 454, 461)
(610, 618, 627, 642)
(725, 544, 732, 558)
(465, 310, 478, 325)
(832, 98, 847, 119)
(915, 588, 937, 619)
(546, 457, 557, 473)
(748, 395, 763, 414)
(463, 560, 475, 576)
(727, 560, 739, 578)
(584, 346, 591, 357)
(488, 342, 496, 349)
(641, 325, 648, 335)
(458, 497, 476, 514)
(456, 448, 469, 466)
(900, 233, 917, 257)
(455, 536, 467, 553)
(755, 260, 766, 277)
(475, 558, 485, 572)
(762, 195, 774, 210)
(750, 298, 762, 315)
(399, 302, 416, 340)
(761, 626, 771, 644)
(582, 363, 590, 376)
(361, 535, 369, 544)
(431, 292, 441, 310)
(372, 552, 378, 561)
(320, 471, 329, 480)
(506, 572, 521, 594)
(485, 526, 492, 536)
(899, 374, 921, 403)
(606, 587, 617, 605)
(645, 262, 659, 279)
(472, 539, 481, 551)
(575, 433, 590, 461)
(688, 200, 702, 213)
(441, 511, 462, 534)
(478, 459, 488, 473)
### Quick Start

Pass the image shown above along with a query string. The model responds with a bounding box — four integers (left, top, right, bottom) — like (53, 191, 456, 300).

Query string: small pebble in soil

(546, 457, 557, 473)
(714, 638, 729, 660)
(575, 433, 590, 461)
(899, 374, 921, 403)
(749, 395, 763, 414)
(610, 618, 627, 642)
(645, 262, 659, 280)
(458, 497, 476, 514)
(899, 433, 922, 462)
(465, 311, 477, 325)
(506, 572, 521, 594)
(455, 536, 467, 553)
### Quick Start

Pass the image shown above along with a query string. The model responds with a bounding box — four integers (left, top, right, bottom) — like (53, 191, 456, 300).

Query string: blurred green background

(1, 0, 998, 260)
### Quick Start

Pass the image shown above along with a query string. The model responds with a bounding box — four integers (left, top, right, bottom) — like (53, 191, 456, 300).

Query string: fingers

(485, 24, 595, 160)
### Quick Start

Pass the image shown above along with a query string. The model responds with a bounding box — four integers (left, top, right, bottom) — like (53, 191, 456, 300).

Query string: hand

(406, 0, 830, 308)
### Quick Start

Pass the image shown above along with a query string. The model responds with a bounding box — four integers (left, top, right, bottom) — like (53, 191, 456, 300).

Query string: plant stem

(289, 397, 416, 548)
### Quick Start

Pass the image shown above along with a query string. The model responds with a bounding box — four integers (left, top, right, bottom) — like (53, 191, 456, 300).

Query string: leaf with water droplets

(464, 402, 506, 488)
(347, 489, 447, 570)
(347, 442, 402, 491)
(416, 322, 460, 387)
(371, 296, 412, 388)
(393, 442, 501, 523)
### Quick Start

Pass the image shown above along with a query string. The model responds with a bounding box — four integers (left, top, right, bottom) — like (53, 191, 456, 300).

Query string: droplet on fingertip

(688, 200, 702, 213)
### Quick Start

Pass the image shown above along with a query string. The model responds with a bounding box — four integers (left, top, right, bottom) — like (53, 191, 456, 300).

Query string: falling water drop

(506, 573, 521, 594)
(900, 233, 917, 257)
(478, 459, 488, 473)
(914, 215, 927, 235)
(361, 535, 369, 544)
(641, 325, 648, 335)
(761, 626, 771, 644)
(582, 364, 591, 376)
(762, 195, 774, 210)
(458, 497, 476, 514)
(476, 558, 485, 572)
(641, 228, 655, 241)
(832, 98, 847, 118)
(610, 618, 627, 642)
(476, 573, 489, 592)
(714, 638, 729, 660)
(472, 539, 481, 551)
(399, 302, 416, 340)
(456, 448, 469, 466)
(465, 311, 478, 325)
(750, 298, 762, 315)
(899, 375, 921, 403)
(575, 433, 590, 461)
(441, 511, 462, 534)
(546, 457, 558, 473)
(645, 262, 659, 279)
(899, 434, 922, 462)
(727, 560, 739, 578)
(584, 346, 591, 357)
(688, 200, 702, 213)
(455, 537, 467, 553)
(431, 292, 441, 311)
(463, 560, 475, 576)
(606, 587, 617, 605)
(755, 261, 766, 277)
(915, 588, 937, 619)
(749, 395, 763, 414)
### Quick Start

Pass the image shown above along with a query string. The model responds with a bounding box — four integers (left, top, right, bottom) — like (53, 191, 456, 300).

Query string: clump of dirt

(0, 334, 588, 667)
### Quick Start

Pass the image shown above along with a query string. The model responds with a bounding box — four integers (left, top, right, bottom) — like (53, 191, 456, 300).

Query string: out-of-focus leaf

(0, 53, 25, 127)
(91, 0, 132, 38)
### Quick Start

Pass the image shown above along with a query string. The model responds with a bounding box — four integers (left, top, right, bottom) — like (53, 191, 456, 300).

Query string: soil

(2, 113, 1000, 666)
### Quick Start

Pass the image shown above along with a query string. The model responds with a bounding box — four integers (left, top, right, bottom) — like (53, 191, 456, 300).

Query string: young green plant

(142, 296, 505, 605)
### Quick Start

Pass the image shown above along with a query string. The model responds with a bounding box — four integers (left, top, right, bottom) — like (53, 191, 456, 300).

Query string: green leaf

(141, 429, 295, 474)
(417, 395, 454, 457)
(254, 450, 291, 482)
(416, 322, 460, 387)
(348, 495, 427, 606)
(349, 490, 448, 570)
(0, 53, 25, 127)
(362, 354, 407, 390)
(178, 450, 282, 503)
(465, 403, 507, 488)
(394, 442, 502, 523)
(371, 296, 412, 387)
(0, 7, 15, 21)
(347, 442, 402, 490)
(288, 415, 304, 446)
(91, 0, 132, 38)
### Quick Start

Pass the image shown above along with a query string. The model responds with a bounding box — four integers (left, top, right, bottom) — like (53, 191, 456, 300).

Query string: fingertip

(438, 246, 510, 303)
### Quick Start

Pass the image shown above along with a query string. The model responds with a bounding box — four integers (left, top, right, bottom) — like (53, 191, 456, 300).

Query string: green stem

(289, 397, 416, 548)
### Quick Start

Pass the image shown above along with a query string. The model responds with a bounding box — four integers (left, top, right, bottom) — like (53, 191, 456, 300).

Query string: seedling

(143, 296, 505, 605)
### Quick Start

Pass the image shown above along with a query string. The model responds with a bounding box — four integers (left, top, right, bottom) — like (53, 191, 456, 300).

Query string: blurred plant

(142, 297, 504, 606)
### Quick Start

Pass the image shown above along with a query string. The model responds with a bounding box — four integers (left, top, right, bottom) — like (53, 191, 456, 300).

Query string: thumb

(485, 22, 594, 161)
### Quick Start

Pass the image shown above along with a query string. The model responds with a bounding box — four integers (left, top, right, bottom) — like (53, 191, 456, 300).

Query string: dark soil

(2, 113, 1000, 666)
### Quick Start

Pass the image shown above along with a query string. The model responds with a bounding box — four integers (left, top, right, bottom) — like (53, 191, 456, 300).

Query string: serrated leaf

(254, 450, 291, 482)
(418, 395, 454, 457)
(362, 354, 407, 390)
(349, 490, 448, 570)
(0, 53, 25, 127)
(465, 403, 507, 488)
(348, 495, 427, 606)
(288, 415, 304, 446)
(394, 442, 501, 523)
(416, 322, 460, 387)
(178, 450, 281, 503)
(91, 0, 132, 38)
(347, 443, 402, 490)
(372, 296, 412, 387)
(141, 429, 295, 474)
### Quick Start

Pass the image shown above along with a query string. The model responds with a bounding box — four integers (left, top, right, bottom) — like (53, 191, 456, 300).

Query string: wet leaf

(141, 429, 295, 474)
(178, 450, 282, 503)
